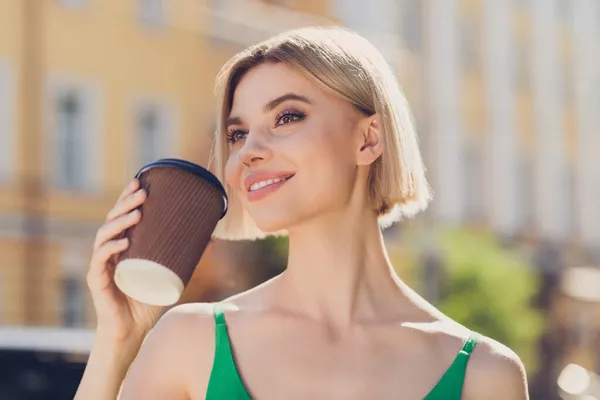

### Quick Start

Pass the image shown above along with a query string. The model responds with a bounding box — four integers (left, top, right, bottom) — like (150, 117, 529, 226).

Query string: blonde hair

(210, 26, 431, 241)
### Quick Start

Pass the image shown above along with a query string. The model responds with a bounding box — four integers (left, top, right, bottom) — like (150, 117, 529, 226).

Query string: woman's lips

(245, 174, 294, 202)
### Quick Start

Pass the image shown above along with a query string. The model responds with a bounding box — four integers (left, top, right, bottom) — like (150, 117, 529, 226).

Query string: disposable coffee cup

(114, 158, 228, 306)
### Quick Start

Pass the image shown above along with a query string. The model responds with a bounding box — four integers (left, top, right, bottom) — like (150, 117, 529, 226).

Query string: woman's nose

(238, 131, 272, 167)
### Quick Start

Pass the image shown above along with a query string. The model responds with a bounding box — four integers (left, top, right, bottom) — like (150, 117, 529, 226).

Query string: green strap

(424, 333, 479, 400)
(205, 304, 252, 400)
(214, 304, 227, 325)
(460, 334, 478, 355)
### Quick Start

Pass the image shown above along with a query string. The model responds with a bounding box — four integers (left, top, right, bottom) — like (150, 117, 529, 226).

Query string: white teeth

(249, 176, 289, 191)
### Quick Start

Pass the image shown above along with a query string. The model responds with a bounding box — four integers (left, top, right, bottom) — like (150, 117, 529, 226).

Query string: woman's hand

(87, 178, 164, 343)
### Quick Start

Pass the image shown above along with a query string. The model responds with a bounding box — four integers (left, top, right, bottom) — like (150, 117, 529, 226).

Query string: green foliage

(251, 236, 289, 282)
(258, 235, 289, 269)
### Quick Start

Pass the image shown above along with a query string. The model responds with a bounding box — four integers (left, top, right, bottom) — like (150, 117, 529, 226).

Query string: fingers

(106, 187, 147, 222)
(118, 179, 139, 203)
(88, 180, 146, 290)
(87, 237, 130, 288)
(94, 209, 142, 251)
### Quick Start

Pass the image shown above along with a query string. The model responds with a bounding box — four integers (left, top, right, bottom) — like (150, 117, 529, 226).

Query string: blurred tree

(247, 236, 289, 287)
(395, 225, 545, 372)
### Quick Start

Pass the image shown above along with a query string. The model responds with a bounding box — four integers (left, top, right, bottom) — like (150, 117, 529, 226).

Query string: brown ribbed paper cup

(114, 158, 227, 306)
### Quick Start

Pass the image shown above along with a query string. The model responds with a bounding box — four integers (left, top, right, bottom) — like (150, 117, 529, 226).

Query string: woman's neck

(275, 207, 409, 333)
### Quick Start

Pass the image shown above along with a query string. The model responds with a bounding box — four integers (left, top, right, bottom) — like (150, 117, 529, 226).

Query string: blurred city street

(0, 0, 599, 399)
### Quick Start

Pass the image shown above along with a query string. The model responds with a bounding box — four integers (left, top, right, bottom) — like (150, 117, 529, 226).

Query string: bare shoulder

(145, 302, 218, 352)
(463, 334, 529, 400)
(156, 302, 217, 330)
(120, 303, 218, 399)
(413, 318, 529, 400)
(148, 301, 219, 365)
(406, 295, 529, 400)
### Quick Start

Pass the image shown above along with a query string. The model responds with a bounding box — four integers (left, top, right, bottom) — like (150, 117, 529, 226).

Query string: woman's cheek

(224, 156, 241, 191)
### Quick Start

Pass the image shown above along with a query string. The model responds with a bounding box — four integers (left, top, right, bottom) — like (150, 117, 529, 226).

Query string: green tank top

(206, 305, 478, 400)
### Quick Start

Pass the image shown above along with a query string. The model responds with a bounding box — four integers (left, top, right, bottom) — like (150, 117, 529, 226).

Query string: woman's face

(224, 62, 371, 233)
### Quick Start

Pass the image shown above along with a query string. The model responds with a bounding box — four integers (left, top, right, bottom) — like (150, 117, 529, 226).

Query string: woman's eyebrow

(225, 116, 242, 130)
(226, 93, 313, 129)
(263, 93, 313, 112)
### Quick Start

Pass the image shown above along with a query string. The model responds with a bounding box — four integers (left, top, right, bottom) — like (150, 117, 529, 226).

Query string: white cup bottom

(114, 259, 185, 306)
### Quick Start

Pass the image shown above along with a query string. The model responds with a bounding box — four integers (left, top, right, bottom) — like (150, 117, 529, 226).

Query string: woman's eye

(275, 111, 305, 127)
(226, 130, 247, 144)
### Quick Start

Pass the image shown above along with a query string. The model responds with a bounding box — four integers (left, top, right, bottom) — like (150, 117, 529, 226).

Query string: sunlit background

(0, 0, 599, 399)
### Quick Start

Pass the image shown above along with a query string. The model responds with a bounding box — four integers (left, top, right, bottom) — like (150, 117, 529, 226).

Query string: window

(463, 140, 484, 222)
(0, 63, 15, 182)
(135, 102, 173, 170)
(460, 17, 479, 71)
(62, 276, 84, 327)
(58, 0, 89, 8)
(558, 59, 573, 106)
(401, 0, 422, 52)
(512, 41, 530, 89)
(556, 0, 571, 25)
(48, 78, 101, 193)
(564, 164, 576, 238)
(56, 91, 86, 190)
(139, 108, 162, 166)
(517, 153, 535, 230)
(138, 0, 165, 27)
(262, 0, 292, 6)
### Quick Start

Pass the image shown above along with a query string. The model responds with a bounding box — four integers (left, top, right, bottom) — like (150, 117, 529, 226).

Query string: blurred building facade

(0, 0, 334, 334)
(390, 1, 600, 397)
(0, 0, 599, 397)
(0, 0, 227, 329)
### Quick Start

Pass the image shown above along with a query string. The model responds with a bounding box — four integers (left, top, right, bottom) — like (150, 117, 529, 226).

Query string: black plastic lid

(135, 158, 228, 218)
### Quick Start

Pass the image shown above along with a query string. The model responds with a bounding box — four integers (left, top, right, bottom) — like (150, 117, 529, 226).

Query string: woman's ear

(357, 115, 383, 166)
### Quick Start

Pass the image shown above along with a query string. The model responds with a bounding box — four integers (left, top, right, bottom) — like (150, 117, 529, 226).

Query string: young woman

(75, 27, 529, 399)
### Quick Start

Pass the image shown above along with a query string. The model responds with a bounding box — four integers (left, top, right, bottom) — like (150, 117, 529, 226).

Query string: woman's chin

(249, 209, 299, 234)
(253, 218, 291, 234)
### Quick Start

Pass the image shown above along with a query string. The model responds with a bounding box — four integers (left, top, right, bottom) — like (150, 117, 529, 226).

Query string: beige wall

(0, 0, 335, 328)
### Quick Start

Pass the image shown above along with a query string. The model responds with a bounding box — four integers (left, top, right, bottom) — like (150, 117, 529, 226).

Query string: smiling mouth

(248, 174, 294, 192)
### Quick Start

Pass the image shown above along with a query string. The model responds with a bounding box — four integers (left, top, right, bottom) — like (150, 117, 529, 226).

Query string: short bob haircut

(210, 26, 431, 241)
